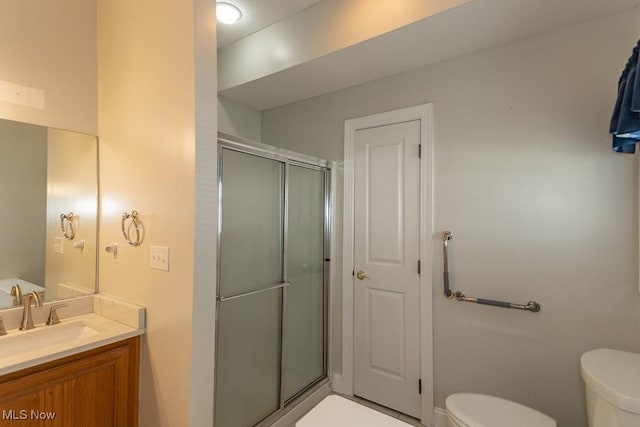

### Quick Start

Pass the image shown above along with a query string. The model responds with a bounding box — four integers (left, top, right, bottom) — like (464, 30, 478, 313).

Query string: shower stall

(214, 135, 331, 427)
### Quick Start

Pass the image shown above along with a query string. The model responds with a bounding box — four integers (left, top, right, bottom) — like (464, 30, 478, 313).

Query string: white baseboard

(331, 373, 344, 394)
(433, 407, 446, 427)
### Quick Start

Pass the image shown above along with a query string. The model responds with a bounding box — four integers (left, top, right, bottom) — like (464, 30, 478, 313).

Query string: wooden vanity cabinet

(0, 337, 139, 426)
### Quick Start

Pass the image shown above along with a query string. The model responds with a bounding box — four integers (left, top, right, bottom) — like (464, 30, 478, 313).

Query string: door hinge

(418, 260, 421, 275)
(418, 144, 422, 159)
(418, 379, 422, 394)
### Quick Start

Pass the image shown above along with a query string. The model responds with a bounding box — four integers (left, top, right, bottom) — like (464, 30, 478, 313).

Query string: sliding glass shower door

(283, 165, 326, 402)
(215, 149, 284, 427)
(215, 140, 329, 427)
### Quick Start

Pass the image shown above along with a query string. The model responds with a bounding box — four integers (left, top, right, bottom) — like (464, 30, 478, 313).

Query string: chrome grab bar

(441, 231, 541, 313)
(442, 231, 453, 298)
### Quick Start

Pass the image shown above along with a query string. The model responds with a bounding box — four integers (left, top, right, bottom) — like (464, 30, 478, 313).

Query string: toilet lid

(580, 348, 640, 414)
(446, 393, 556, 427)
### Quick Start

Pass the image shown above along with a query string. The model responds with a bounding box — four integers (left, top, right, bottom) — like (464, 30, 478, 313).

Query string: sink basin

(0, 321, 101, 359)
(0, 309, 144, 377)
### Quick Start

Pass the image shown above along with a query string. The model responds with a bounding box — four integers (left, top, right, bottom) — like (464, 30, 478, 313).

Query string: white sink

(0, 310, 144, 376)
(0, 321, 101, 359)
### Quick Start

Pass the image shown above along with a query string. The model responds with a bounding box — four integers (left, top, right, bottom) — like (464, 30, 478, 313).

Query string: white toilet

(581, 348, 640, 427)
(445, 393, 556, 427)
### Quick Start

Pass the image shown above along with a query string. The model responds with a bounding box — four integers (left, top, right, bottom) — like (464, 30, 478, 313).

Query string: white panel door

(353, 120, 421, 417)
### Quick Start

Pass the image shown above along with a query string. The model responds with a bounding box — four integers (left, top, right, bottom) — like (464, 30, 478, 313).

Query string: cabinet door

(0, 337, 139, 427)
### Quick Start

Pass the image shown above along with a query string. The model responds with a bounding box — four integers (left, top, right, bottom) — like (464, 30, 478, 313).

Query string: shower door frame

(215, 133, 333, 426)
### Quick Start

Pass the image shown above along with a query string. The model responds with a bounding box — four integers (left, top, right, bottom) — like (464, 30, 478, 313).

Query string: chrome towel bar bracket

(441, 231, 541, 313)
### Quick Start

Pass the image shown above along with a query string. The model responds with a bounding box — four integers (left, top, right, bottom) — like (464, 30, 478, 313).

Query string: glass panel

(283, 166, 326, 401)
(215, 289, 282, 427)
(220, 149, 284, 297)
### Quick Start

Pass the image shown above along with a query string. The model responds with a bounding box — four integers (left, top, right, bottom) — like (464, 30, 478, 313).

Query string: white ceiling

(219, 0, 640, 110)
(217, 0, 323, 48)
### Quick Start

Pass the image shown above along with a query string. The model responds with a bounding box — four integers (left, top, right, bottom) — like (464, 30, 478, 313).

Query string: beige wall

(0, 120, 47, 285)
(0, 0, 97, 135)
(97, 0, 216, 425)
(262, 9, 640, 426)
(44, 128, 98, 299)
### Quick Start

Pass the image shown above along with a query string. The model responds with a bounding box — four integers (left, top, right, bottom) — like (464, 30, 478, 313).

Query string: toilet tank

(581, 348, 640, 427)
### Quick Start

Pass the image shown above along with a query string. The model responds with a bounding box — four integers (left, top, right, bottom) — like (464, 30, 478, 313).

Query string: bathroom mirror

(0, 117, 98, 309)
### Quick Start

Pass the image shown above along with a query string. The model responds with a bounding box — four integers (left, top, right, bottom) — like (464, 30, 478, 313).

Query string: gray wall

(0, 120, 47, 285)
(218, 95, 262, 142)
(261, 9, 640, 426)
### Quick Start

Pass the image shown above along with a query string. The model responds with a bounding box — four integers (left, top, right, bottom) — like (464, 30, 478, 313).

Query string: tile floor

(337, 394, 423, 426)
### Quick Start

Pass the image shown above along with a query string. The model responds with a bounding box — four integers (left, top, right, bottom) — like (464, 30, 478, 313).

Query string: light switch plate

(150, 246, 169, 271)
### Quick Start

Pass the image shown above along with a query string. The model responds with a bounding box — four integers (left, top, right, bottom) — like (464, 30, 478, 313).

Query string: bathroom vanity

(0, 295, 145, 426)
(0, 337, 139, 426)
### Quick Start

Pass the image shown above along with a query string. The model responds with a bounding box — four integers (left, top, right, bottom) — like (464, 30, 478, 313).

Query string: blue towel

(611, 39, 640, 153)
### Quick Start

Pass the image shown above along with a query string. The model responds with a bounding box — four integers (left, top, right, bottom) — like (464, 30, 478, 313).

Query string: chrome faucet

(46, 304, 68, 325)
(19, 292, 42, 330)
(10, 284, 22, 306)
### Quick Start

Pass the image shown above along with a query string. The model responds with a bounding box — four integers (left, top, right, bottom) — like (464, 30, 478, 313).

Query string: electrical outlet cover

(54, 236, 63, 254)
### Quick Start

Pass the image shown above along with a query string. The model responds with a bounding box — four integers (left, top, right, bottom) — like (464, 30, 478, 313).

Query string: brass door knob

(356, 270, 368, 280)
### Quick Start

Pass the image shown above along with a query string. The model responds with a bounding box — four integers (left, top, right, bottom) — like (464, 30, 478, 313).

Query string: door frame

(341, 104, 434, 425)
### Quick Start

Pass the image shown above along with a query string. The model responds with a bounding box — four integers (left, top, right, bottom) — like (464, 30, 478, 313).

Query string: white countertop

(0, 313, 144, 376)
(0, 295, 145, 376)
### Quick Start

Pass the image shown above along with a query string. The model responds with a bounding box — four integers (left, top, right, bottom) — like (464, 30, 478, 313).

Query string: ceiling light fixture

(217, 2, 243, 25)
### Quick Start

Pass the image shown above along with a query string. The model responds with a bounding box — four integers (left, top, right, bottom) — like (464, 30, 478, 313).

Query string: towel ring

(121, 211, 142, 246)
(60, 212, 75, 240)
